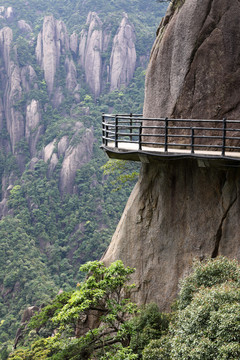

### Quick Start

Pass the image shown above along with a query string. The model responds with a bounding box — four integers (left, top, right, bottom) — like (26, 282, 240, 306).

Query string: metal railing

(102, 114, 240, 157)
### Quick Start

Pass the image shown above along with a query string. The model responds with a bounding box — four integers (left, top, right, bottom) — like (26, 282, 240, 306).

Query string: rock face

(110, 14, 136, 91)
(36, 15, 70, 94)
(25, 100, 43, 156)
(0, 10, 139, 217)
(17, 20, 32, 34)
(0, 27, 24, 153)
(103, 162, 240, 309)
(79, 12, 137, 96)
(144, 0, 240, 119)
(60, 125, 94, 193)
(103, 0, 240, 310)
(79, 12, 103, 97)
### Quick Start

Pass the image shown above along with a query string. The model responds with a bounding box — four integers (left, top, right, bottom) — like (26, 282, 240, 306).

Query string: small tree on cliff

(9, 260, 138, 360)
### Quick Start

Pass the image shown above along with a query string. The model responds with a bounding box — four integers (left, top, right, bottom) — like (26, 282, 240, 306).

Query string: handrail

(101, 114, 240, 159)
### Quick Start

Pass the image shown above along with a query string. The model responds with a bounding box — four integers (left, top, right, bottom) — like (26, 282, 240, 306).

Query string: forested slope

(0, 0, 167, 350)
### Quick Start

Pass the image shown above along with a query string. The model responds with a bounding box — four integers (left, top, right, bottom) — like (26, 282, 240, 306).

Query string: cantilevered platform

(101, 114, 240, 166)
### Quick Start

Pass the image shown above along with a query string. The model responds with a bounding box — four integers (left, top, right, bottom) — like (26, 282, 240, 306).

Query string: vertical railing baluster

(164, 117, 168, 152)
(191, 127, 195, 154)
(115, 115, 118, 148)
(130, 112, 133, 142)
(222, 118, 226, 156)
(102, 113, 105, 145)
(139, 121, 142, 150)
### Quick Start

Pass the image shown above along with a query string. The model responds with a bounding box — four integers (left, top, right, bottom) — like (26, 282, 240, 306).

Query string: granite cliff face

(0, 10, 138, 215)
(144, 0, 240, 119)
(103, 0, 240, 310)
(110, 14, 136, 91)
(79, 12, 136, 96)
(79, 12, 104, 97)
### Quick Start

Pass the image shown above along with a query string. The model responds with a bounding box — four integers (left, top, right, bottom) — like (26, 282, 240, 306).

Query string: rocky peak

(0, 27, 24, 154)
(109, 14, 136, 91)
(0, 26, 13, 74)
(0, 6, 14, 21)
(36, 15, 70, 94)
(79, 12, 103, 97)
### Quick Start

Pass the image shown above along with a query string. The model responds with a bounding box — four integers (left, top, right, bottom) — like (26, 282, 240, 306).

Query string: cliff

(102, 0, 240, 310)
(110, 13, 136, 91)
(0, 10, 138, 214)
(0, 1, 169, 343)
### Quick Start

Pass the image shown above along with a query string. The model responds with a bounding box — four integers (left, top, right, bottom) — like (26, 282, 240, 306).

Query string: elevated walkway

(101, 114, 240, 167)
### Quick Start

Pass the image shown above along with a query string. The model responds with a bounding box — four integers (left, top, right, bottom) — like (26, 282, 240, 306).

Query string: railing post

(139, 121, 142, 150)
(102, 113, 105, 145)
(191, 127, 195, 154)
(130, 112, 133, 142)
(164, 117, 168, 152)
(222, 118, 226, 156)
(115, 115, 118, 148)
(102, 113, 108, 146)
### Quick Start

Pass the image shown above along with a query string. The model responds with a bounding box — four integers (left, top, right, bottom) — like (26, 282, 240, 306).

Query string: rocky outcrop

(60, 125, 94, 193)
(144, 0, 240, 120)
(0, 7, 14, 21)
(78, 12, 136, 96)
(70, 32, 79, 55)
(0, 27, 24, 153)
(79, 12, 103, 97)
(20, 65, 37, 92)
(110, 14, 136, 91)
(17, 20, 32, 34)
(103, 0, 240, 310)
(36, 15, 70, 94)
(25, 100, 43, 157)
(65, 57, 77, 92)
(40, 122, 94, 193)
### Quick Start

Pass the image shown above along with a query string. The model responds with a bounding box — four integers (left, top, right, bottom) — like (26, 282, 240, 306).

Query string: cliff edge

(102, 0, 240, 310)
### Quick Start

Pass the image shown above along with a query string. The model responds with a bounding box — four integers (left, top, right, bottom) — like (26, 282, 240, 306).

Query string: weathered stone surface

(79, 12, 103, 97)
(0, 27, 24, 153)
(58, 136, 69, 157)
(65, 57, 77, 91)
(36, 15, 69, 94)
(43, 140, 56, 163)
(110, 14, 136, 91)
(60, 126, 94, 194)
(25, 100, 43, 156)
(103, 161, 240, 310)
(52, 87, 64, 108)
(5, 7, 14, 20)
(103, 0, 240, 311)
(70, 32, 78, 54)
(21, 65, 37, 92)
(143, 0, 240, 120)
(17, 20, 32, 33)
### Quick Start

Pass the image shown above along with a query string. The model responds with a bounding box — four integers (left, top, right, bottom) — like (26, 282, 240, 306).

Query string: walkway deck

(101, 114, 240, 166)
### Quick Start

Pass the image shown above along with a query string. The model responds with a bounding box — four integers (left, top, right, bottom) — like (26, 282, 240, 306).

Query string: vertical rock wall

(110, 14, 136, 91)
(103, 0, 240, 310)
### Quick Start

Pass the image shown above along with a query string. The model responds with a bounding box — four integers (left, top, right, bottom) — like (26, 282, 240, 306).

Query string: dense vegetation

(0, 0, 168, 351)
(7, 257, 240, 359)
